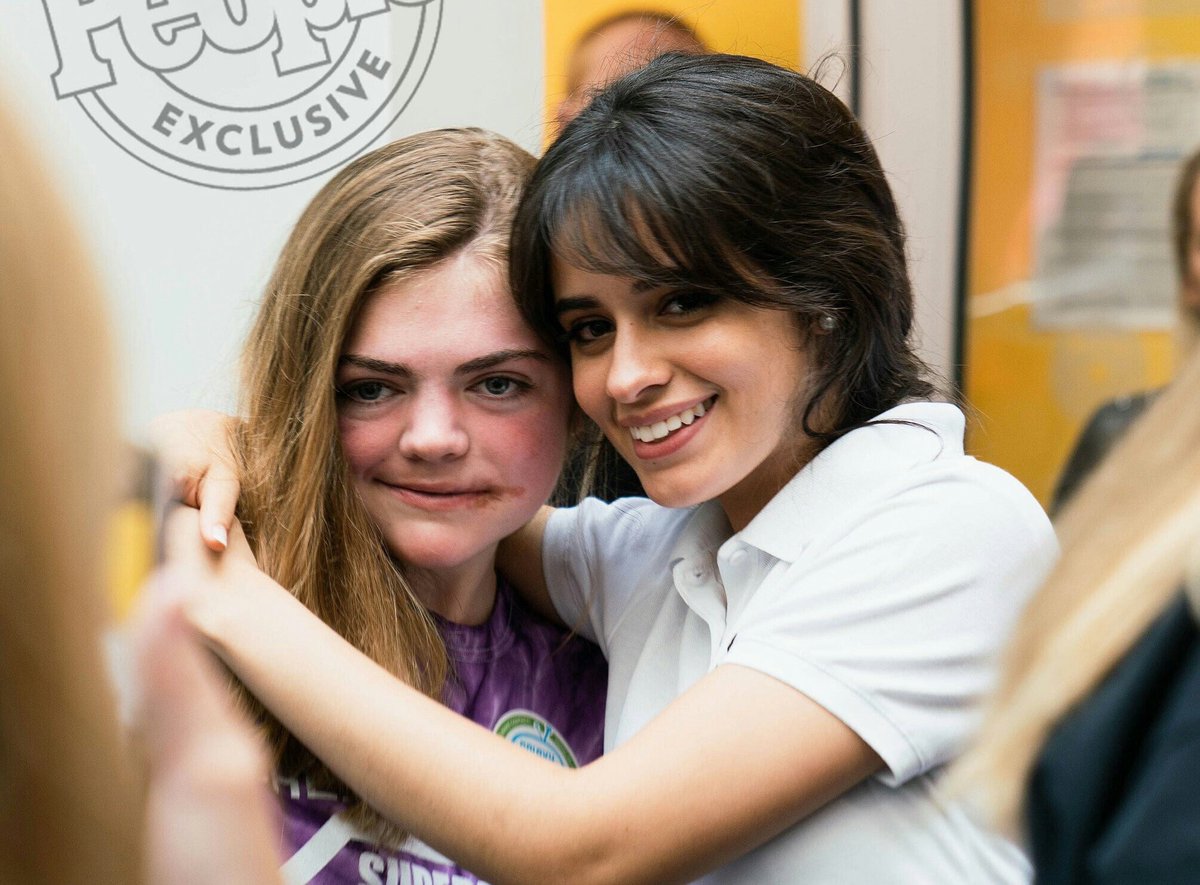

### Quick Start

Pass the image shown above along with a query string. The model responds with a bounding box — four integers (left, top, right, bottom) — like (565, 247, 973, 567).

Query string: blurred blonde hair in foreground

(0, 91, 282, 884)
(958, 345, 1200, 830)
(0, 92, 143, 880)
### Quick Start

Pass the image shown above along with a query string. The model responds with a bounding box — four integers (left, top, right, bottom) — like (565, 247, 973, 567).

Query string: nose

(398, 390, 469, 462)
(604, 324, 671, 404)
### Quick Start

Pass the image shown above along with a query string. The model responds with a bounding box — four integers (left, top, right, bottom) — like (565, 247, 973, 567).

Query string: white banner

(1, 1, 544, 434)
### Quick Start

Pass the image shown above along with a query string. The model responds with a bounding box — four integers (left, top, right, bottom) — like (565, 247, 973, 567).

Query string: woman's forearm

(169, 509, 876, 884)
(204, 575, 876, 885)
(204, 575, 618, 884)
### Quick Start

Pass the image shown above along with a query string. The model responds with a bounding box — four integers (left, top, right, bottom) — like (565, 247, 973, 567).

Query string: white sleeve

(542, 497, 665, 657)
(724, 466, 1058, 785)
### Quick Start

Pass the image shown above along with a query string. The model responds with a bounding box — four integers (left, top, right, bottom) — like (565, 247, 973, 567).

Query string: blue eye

(475, 376, 531, 398)
(337, 380, 393, 404)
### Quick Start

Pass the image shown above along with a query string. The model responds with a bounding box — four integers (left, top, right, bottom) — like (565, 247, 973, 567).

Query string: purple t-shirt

(277, 578, 607, 884)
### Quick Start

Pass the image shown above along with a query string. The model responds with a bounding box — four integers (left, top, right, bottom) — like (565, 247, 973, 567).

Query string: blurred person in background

(1052, 147, 1200, 512)
(0, 91, 281, 884)
(961, 345, 1200, 883)
(554, 10, 707, 133)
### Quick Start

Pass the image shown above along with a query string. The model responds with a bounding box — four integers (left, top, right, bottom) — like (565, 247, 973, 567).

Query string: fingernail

(209, 524, 229, 549)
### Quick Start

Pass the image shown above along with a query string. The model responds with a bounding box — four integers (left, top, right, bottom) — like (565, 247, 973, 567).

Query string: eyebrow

(553, 280, 662, 315)
(456, 349, 552, 374)
(553, 296, 599, 316)
(338, 349, 550, 378)
(339, 354, 412, 378)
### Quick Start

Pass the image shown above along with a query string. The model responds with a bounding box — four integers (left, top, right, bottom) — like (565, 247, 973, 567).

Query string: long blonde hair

(234, 128, 536, 833)
(959, 346, 1200, 832)
(0, 96, 142, 879)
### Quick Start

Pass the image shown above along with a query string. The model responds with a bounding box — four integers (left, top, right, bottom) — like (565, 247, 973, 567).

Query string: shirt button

(727, 548, 748, 565)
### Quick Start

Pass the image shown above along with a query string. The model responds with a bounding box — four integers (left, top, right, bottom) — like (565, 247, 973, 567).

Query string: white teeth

(628, 398, 713, 444)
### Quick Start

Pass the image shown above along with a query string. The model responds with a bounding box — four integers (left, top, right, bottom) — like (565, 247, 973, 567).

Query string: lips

(377, 481, 494, 511)
(388, 482, 485, 495)
(627, 395, 717, 444)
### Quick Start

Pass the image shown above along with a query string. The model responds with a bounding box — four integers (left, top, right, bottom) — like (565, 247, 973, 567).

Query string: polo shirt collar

(667, 500, 732, 570)
(738, 402, 965, 563)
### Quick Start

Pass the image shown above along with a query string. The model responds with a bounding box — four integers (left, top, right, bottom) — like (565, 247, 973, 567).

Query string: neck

(720, 440, 820, 532)
(406, 554, 499, 626)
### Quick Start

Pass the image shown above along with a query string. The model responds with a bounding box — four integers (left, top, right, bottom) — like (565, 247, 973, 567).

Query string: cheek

(489, 406, 571, 498)
(569, 358, 608, 422)
(338, 414, 391, 476)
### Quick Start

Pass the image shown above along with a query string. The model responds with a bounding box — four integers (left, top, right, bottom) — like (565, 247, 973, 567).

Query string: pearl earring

(818, 314, 836, 332)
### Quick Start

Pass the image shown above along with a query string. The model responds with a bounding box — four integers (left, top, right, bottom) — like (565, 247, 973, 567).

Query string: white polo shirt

(543, 403, 1058, 884)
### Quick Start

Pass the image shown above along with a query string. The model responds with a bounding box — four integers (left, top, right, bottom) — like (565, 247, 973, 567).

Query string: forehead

(344, 253, 540, 356)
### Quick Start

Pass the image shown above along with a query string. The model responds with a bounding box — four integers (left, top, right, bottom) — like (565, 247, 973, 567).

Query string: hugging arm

(168, 513, 879, 885)
(495, 505, 560, 624)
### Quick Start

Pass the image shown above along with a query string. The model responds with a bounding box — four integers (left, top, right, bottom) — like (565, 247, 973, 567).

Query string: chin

(637, 474, 711, 510)
(387, 532, 488, 573)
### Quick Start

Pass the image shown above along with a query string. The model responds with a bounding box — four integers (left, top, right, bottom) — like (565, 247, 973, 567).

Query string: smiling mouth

(628, 395, 717, 443)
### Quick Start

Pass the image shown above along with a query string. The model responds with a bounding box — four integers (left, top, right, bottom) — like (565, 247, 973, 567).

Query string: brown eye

(661, 291, 719, 316)
(565, 317, 613, 345)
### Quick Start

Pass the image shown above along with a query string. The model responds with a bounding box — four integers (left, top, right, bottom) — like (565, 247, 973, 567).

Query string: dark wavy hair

(512, 52, 936, 446)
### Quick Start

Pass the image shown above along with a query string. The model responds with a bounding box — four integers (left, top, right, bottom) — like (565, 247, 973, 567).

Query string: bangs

(547, 183, 691, 287)
(535, 133, 775, 301)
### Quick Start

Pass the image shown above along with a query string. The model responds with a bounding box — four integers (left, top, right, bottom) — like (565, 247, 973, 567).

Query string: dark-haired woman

(170, 53, 1056, 883)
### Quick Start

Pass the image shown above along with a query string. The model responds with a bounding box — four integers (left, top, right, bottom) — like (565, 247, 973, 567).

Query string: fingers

(198, 464, 240, 551)
(145, 409, 241, 551)
(132, 574, 283, 885)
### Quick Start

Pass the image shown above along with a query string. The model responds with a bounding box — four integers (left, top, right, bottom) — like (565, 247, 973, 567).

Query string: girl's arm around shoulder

(220, 618, 881, 885)
(499, 496, 666, 640)
(497, 505, 558, 624)
(167, 506, 882, 884)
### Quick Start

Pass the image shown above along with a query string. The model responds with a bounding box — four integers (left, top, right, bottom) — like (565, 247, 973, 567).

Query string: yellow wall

(543, 1, 801, 137)
(966, 1, 1200, 504)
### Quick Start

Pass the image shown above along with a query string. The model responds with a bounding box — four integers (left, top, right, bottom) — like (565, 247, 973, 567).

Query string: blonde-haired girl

(168, 128, 606, 883)
(960, 345, 1200, 882)
(0, 87, 280, 884)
